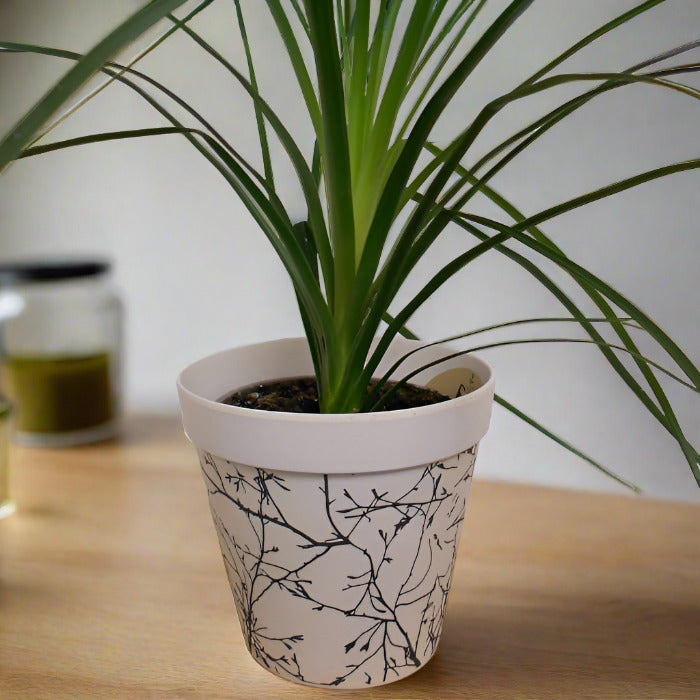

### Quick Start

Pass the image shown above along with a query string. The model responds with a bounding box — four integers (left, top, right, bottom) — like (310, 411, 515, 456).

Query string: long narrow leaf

(346, 0, 534, 383)
(19, 0, 217, 152)
(369, 315, 680, 399)
(19, 126, 202, 155)
(400, 68, 700, 281)
(233, 0, 273, 186)
(365, 0, 401, 128)
(11, 51, 334, 350)
(8, 0, 216, 154)
(515, 159, 700, 232)
(304, 0, 356, 318)
(397, 0, 487, 142)
(628, 39, 700, 72)
(288, 1, 310, 38)
(396, 33, 700, 278)
(366, 156, 699, 414)
(520, 0, 665, 87)
(378, 336, 698, 416)
(459, 211, 699, 389)
(407, 0, 480, 90)
(346, 0, 370, 190)
(355, 229, 512, 399)
(166, 12, 335, 302)
(380, 334, 697, 402)
(400, 178, 699, 485)
(0, 0, 188, 171)
(422, 145, 700, 455)
(458, 214, 700, 483)
(440, 68, 700, 215)
(2, 44, 289, 226)
(401, 144, 699, 319)
(380, 316, 643, 492)
(265, 0, 322, 139)
(355, 0, 533, 297)
(16, 126, 286, 224)
(367, 1, 434, 171)
(467, 58, 700, 187)
(494, 395, 642, 492)
(449, 215, 686, 446)
(1, 41, 251, 175)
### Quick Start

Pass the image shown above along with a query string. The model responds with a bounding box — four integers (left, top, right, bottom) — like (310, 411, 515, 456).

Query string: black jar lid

(0, 259, 111, 285)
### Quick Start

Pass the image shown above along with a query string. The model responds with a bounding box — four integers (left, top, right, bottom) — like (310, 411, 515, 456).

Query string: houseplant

(1, 0, 698, 688)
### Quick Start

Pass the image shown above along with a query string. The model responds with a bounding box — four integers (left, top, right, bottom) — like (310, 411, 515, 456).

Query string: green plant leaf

(304, 0, 356, 330)
(520, 0, 666, 87)
(494, 394, 642, 492)
(288, 0, 310, 38)
(386, 336, 697, 402)
(2, 42, 268, 184)
(345, 0, 535, 397)
(397, 0, 487, 142)
(365, 0, 401, 128)
(385, 57, 700, 332)
(512, 159, 700, 233)
(265, 0, 322, 139)
(233, 0, 273, 187)
(17, 58, 333, 358)
(419, 145, 700, 464)
(369, 315, 694, 398)
(346, 0, 370, 192)
(440, 68, 700, 215)
(166, 12, 335, 304)
(378, 314, 645, 492)
(4, 43, 294, 231)
(446, 211, 696, 469)
(406, 0, 481, 92)
(8, 1, 218, 153)
(16, 127, 288, 223)
(355, 0, 533, 299)
(403, 68, 699, 278)
(376, 335, 698, 410)
(366, 1, 434, 178)
(0, 0, 189, 171)
(457, 213, 700, 484)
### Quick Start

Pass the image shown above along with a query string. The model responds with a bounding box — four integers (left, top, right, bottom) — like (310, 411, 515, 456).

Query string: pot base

(200, 446, 477, 689)
(248, 643, 440, 689)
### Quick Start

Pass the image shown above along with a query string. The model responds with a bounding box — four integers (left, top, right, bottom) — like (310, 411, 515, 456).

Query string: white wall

(0, 1, 698, 500)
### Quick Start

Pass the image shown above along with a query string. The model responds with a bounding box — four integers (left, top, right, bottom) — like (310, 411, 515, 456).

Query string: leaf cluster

(0, 0, 697, 488)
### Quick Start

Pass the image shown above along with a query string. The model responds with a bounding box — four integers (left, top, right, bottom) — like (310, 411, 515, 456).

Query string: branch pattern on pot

(198, 447, 477, 688)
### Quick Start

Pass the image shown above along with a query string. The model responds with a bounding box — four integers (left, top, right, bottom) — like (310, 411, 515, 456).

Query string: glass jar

(0, 260, 122, 447)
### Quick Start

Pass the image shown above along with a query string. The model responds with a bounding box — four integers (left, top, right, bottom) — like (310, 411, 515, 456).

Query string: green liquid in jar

(2, 353, 114, 433)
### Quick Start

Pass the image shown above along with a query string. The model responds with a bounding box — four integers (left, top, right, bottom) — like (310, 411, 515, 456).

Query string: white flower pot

(177, 337, 494, 689)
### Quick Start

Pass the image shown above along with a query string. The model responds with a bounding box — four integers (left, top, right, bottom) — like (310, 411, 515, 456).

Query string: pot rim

(177, 337, 495, 473)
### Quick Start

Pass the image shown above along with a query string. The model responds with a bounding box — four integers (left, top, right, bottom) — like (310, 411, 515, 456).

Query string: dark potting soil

(221, 376, 450, 413)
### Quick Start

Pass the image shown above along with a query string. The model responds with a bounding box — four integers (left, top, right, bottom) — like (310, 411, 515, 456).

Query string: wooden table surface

(1, 415, 698, 699)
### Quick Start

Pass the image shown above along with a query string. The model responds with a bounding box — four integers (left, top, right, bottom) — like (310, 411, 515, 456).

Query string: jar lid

(0, 260, 110, 285)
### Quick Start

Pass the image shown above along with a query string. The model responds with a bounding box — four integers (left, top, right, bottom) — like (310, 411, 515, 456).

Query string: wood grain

(1, 415, 698, 699)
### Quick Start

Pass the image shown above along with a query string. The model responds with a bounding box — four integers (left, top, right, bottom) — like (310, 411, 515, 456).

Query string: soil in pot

(221, 376, 449, 413)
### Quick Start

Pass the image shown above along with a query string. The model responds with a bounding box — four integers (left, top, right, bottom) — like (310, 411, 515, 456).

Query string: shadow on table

(414, 592, 700, 698)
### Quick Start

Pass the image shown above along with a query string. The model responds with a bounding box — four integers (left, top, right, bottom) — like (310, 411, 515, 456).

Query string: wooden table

(1, 416, 698, 699)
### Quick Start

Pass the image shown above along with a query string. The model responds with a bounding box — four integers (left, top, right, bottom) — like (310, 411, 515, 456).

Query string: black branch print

(199, 446, 477, 688)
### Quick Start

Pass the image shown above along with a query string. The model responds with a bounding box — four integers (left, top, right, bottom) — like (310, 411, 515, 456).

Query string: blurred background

(0, 1, 698, 499)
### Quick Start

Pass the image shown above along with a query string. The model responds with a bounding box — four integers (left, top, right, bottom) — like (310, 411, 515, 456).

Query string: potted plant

(1, 0, 697, 688)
